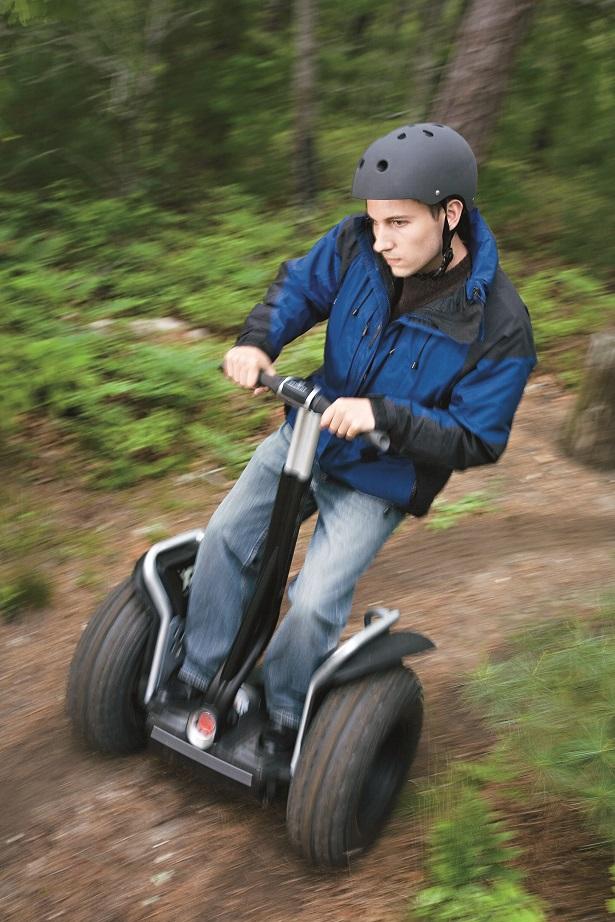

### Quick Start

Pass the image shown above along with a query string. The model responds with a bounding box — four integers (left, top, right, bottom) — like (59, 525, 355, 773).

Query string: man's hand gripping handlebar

(257, 372, 390, 453)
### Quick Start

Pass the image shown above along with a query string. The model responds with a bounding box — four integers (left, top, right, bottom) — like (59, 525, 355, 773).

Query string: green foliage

(0, 487, 55, 621)
(1, 0, 614, 281)
(480, 0, 615, 279)
(1, 181, 614, 487)
(0, 186, 302, 331)
(412, 781, 545, 921)
(0, 187, 318, 485)
(518, 267, 615, 351)
(0, 182, 361, 486)
(412, 604, 615, 919)
(276, 327, 326, 378)
(31, 333, 263, 486)
(415, 879, 545, 921)
(422, 787, 520, 889)
(0, 0, 41, 24)
(0, 570, 52, 622)
(426, 492, 494, 531)
(608, 864, 615, 914)
(467, 607, 615, 848)
(507, 261, 615, 380)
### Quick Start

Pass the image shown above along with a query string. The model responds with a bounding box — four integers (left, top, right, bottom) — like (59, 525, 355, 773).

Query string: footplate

(151, 725, 253, 786)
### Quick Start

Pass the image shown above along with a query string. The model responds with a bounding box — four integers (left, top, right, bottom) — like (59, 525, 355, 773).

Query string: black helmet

(351, 123, 477, 207)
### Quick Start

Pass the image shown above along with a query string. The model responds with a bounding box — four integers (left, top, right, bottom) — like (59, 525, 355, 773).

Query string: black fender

(328, 631, 435, 687)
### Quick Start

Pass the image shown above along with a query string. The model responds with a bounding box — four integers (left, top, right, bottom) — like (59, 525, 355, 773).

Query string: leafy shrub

(415, 879, 545, 921)
(413, 782, 545, 921)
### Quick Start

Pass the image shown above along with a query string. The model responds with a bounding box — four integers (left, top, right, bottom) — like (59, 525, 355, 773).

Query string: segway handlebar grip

(257, 372, 390, 453)
(361, 428, 390, 453)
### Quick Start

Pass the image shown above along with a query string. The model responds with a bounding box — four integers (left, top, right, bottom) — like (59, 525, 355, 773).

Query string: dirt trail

(1, 375, 614, 921)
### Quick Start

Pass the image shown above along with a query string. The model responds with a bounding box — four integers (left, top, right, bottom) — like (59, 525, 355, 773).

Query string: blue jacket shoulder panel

(236, 218, 348, 360)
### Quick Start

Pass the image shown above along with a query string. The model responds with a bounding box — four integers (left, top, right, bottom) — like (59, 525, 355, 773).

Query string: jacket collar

(361, 208, 499, 344)
(466, 208, 498, 305)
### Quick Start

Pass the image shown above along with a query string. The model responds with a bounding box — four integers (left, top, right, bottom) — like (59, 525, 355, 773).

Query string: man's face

(366, 199, 444, 277)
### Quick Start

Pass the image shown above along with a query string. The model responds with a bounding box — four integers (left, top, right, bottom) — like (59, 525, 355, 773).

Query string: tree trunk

(430, 0, 537, 163)
(408, 0, 456, 122)
(293, 0, 318, 207)
(561, 333, 615, 470)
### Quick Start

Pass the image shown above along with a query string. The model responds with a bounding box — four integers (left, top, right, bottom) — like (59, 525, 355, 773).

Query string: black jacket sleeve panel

(369, 395, 502, 469)
(369, 313, 537, 471)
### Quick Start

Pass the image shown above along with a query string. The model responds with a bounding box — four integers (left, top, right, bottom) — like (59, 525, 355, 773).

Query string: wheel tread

(66, 578, 151, 754)
(287, 667, 423, 867)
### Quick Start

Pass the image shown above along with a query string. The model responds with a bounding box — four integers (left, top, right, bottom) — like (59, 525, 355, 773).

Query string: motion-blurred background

(1, 0, 614, 488)
(1, 3, 614, 920)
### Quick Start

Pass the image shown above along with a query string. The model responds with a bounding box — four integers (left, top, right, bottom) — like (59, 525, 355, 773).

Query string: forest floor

(1, 373, 614, 922)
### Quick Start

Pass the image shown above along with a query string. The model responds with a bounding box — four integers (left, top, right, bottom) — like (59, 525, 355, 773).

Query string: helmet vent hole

(397, 132, 406, 140)
(376, 159, 388, 172)
(422, 129, 434, 137)
(358, 158, 365, 168)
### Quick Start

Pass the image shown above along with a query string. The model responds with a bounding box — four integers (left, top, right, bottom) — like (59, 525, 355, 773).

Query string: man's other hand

(223, 346, 275, 393)
(320, 398, 376, 440)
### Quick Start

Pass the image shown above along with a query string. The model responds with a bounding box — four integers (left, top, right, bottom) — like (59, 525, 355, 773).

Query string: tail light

(186, 708, 217, 750)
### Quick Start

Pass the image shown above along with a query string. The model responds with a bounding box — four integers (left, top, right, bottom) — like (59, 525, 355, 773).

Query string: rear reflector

(197, 712, 216, 736)
(186, 708, 217, 750)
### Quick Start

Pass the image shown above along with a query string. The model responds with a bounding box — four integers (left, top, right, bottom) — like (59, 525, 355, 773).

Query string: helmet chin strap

(416, 213, 455, 280)
(430, 216, 455, 279)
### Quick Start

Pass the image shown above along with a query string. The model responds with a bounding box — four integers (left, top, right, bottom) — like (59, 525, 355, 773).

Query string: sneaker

(258, 720, 298, 783)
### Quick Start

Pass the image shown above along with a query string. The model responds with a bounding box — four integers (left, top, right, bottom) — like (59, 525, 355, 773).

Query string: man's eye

(392, 220, 408, 227)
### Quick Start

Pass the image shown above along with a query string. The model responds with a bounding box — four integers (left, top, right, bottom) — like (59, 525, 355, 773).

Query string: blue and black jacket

(236, 210, 536, 515)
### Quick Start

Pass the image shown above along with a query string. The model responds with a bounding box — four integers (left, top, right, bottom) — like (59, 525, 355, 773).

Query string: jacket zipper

(368, 323, 382, 348)
(343, 288, 378, 391)
(350, 289, 371, 318)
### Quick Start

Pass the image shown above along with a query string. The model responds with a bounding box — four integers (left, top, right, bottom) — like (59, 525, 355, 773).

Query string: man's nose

(372, 225, 392, 253)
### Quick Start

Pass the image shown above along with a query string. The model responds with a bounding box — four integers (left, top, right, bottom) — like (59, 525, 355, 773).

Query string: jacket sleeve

(235, 220, 344, 360)
(370, 327, 536, 471)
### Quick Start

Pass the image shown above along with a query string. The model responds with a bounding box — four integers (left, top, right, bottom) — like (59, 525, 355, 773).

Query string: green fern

(413, 783, 545, 921)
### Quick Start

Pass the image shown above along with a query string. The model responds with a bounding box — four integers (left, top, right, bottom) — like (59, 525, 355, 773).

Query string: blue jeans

(179, 424, 404, 729)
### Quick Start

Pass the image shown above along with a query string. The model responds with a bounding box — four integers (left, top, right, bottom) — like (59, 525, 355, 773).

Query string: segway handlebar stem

(258, 372, 390, 453)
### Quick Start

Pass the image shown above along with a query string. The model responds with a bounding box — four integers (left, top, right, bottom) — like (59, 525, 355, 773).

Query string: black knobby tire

(66, 577, 152, 754)
(286, 666, 423, 867)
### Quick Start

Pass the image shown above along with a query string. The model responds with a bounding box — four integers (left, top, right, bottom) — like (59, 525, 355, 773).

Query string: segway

(67, 373, 434, 867)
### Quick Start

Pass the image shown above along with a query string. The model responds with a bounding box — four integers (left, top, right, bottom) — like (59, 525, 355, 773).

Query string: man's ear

(445, 198, 464, 231)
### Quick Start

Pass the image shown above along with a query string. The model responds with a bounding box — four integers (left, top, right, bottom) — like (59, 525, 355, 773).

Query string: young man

(178, 123, 536, 750)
